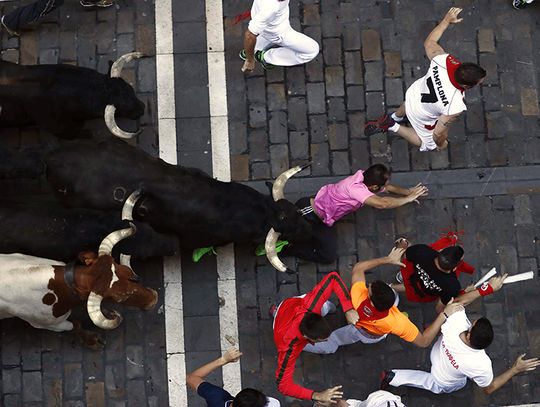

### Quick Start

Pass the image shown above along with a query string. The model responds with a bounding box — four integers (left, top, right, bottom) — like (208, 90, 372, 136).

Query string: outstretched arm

(351, 248, 405, 285)
(186, 349, 242, 391)
(424, 7, 463, 60)
(481, 354, 540, 395)
(364, 184, 428, 209)
(454, 274, 508, 307)
(411, 300, 463, 348)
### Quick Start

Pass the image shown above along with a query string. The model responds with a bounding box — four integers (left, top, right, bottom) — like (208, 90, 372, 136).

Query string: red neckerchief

(357, 299, 389, 321)
(233, 10, 251, 24)
(446, 54, 465, 92)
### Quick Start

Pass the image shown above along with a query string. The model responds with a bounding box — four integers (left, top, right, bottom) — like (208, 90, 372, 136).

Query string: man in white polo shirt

(365, 7, 486, 152)
(240, 0, 319, 72)
(380, 309, 540, 394)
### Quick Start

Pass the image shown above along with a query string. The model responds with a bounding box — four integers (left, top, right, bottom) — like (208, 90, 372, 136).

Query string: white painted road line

(155, 0, 186, 406)
(206, 0, 242, 396)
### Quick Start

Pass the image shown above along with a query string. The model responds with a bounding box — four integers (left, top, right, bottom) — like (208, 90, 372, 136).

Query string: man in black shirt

(391, 243, 507, 312)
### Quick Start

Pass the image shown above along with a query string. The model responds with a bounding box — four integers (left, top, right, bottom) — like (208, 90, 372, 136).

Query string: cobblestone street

(0, 0, 539, 406)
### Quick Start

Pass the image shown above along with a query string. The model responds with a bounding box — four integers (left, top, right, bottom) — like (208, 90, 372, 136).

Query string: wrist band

(477, 282, 494, 297)
(443, 312, 449, 319)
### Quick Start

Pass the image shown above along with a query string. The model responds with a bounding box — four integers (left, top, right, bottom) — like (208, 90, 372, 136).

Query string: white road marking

(155, 0, 186, 405)
(206, 0, 241, 396)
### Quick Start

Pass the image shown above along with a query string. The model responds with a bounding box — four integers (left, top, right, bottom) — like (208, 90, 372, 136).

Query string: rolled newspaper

(503, 271, 534, 284)
(474, 267, 497, 288)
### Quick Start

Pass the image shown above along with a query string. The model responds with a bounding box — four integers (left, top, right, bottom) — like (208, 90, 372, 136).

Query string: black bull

(45, 139, 313, 268)
(0, 200, 179, 262)
(0, 53, 144, 139)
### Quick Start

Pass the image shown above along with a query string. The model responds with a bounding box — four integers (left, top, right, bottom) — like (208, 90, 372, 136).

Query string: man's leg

(303, 325, 365, 354)
(389, 369, 456, 394)
(394, 126, 423, 147)
(263, 27, 319, 66)
(2, 0, 64, 34)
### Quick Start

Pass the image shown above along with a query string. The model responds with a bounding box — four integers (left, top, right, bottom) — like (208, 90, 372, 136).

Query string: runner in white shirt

(240, 0, 319, 72)
(364, 7, 486, 152)
(380, 310, 540, 394)
(314, 391, 405, 407)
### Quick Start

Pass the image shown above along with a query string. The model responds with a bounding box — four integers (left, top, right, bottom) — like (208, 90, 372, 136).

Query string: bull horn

(110, 51, 144, 78)
(122, 190, 142, 221)
(87, 291, 123, 330)
(265, 228, 288, 273)
(104, 105, 141, 139)
(98, 223, 137, 256)
(119, 253, 131, 267)
(272, 162, 311, 201)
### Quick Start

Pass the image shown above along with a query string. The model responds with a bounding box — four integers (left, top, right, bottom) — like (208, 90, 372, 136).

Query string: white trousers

(390, 369, 467, 394)
(304, 290, 399, 354)
(255, 26, 319, 66)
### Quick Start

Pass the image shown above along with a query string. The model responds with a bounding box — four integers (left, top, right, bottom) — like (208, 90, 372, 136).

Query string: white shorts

(405, 83, 438, 152)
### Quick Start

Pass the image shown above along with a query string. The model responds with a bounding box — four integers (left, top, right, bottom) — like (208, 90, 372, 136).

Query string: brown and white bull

(0, 224, 157, 333)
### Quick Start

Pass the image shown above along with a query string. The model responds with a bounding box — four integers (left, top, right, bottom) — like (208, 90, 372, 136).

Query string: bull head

(86, 190, 155, 329)
(104, 52, 144, 139)
(266, 163, 311, 272)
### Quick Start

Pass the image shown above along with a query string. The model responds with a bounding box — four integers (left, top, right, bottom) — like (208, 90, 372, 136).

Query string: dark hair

(455, 63, 486, 87)
(363, 164, 391, 188)
(370, 280, 395, 311)
(469, 318, 494, 349)
(437, 246, 464, 271)
(233, 388, 268, 407)
(299, 312, 331, 340)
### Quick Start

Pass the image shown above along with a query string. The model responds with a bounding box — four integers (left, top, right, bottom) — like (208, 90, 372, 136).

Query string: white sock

(389, 123, 400, 132)
(391, 112, 404, 122)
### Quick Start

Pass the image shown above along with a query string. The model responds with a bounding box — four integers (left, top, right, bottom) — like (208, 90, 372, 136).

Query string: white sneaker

(395, 271, 403, 284)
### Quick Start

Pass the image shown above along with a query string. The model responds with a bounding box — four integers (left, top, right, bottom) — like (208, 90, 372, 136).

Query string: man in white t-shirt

(314, 390, 406, 407)
(380, 310, 540, 394)
(240, 0, 319, 72)
(364, 7, 486, 152)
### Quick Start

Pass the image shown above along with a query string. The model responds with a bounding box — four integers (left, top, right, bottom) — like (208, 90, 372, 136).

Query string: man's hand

(345, 309, 359, 325)
(387, 247, 405, 267)
(443, 298, 463, 317)
(443, 7, 463, 25)
(222, 348, 242, 363)
(488, 273, 508, 292)
(512, 354, 540, 373)
(406, 183, 429, 204)
(436, 140, 448, 151)
(241, 59, 256, 73)
(313, 385, 344, 403)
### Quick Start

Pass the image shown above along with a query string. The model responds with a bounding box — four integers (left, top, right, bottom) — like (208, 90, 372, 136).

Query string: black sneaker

(1, 16, 19, 37)
(380, 370, 395, 390)
(365, 114, 396, 136)
(80, 0, 114, 9)
(512, 0, 528, 9)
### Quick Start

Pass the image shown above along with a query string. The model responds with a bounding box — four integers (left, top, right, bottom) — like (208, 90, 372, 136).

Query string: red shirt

(273, 272, 353, 400)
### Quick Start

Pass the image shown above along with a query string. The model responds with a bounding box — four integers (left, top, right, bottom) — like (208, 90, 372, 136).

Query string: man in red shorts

(272, 271, 359, 403)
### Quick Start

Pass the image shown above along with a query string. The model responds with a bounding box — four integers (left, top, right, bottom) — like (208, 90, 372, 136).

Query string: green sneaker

(255, 50, 275, 70)
(192, 246, 217, 262)
(255, 240, 289, 256)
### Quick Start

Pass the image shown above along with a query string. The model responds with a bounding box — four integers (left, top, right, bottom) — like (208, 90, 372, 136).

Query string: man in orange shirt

(304, 248, 463, 354)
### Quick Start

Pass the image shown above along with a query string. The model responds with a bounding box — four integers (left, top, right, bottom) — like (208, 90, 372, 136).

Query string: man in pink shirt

(282, 164, 427, 263)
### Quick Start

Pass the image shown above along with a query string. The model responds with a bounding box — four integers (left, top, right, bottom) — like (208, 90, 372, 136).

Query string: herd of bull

(0, 53, 315, 342)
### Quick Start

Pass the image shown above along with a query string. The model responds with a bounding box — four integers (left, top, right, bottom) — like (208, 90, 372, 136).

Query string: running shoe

(1, 16, 19, 37)
(512, 0, 529, 9)
(380, 370, 395, 390)
(364, 113, 396, 136)
(394, 237, 410, 249)
(80, 0, 114, 9)
(240, 49, 274, 70)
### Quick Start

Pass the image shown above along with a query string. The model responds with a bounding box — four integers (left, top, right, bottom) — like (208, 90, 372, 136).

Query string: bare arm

(364, 184, 428, 209)
(432, 114, 460, 150)
(454, 274, 508, 307)
(351, 248, 405, 285)
(411, 300, 463, 348)
(186, 349, 242, 392)
(482, 354, 540, 395)
(384, 183, 410, 196)
(424, 7, 463, 60)
(241, 29, 258, 73)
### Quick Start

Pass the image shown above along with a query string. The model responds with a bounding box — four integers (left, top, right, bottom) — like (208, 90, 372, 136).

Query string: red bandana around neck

(357, 298, 389, 321)
(446, 54, 465, 92)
